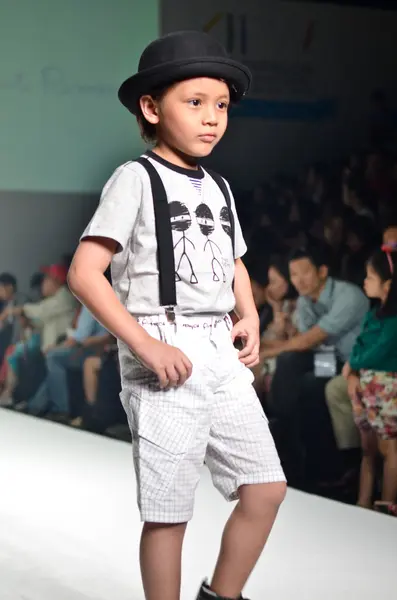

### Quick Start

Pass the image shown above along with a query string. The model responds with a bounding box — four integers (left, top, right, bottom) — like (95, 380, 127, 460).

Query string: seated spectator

(324, 375, 360, 461)
(0, 315, 41, 407)
(263, 245, 369, 486)
(24, 304, 112, 420)
(2, 264, 77, 403)
(345, 248, 397, 515)
(73, 342, 125, 434)
(0, 273, 27, 364)
(342, 217, 379, 287)
(0, 272, 47, 406)
(252, 257, 298, 392)
(29, 272, 45, 302)
(4, 264, 76, 353)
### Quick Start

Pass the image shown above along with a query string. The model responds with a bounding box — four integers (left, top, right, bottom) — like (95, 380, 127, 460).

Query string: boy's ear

(139, 95, 160, 125)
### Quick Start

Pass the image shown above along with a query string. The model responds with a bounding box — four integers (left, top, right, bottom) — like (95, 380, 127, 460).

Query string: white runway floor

(1, 409, 396, 600)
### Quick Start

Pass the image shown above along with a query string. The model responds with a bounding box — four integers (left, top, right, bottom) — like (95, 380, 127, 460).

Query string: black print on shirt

(220, 206, 232, 238)
(195, 203, 226, 283)
(169, 201, 198, 284)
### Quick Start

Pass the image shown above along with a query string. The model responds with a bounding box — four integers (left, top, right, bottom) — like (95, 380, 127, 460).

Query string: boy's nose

(202, 108, 218, 126)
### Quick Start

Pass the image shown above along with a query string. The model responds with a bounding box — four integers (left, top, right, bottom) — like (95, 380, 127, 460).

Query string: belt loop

(165, 306, 176, 323)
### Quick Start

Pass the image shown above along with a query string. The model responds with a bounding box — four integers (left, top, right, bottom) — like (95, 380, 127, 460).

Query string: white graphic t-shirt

(82, 151, 247, 316)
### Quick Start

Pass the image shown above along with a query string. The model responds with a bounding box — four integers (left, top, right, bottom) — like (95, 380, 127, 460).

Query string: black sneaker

(196, 580, 249, 600)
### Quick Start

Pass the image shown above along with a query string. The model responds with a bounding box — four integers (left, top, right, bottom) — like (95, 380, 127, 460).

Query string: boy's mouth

(198, 134, 217, 143)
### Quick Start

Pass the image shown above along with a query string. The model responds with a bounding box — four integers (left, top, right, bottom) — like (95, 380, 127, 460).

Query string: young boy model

(68, 31, 286, 600)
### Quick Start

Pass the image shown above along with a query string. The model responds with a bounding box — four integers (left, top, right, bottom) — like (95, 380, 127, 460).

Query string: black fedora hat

(118, 30, 252, 115)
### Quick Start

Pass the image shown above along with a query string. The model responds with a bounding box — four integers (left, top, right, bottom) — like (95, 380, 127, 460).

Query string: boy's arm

(68, 237, 149, 354)
(233, 258, 259, 323)
(68, 237, 192, 389)
(232, 258, 260, 367)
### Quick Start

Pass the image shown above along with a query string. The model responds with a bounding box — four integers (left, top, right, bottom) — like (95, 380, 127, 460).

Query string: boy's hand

(231, 317, 260, 368)
(135, 337, 192, 389)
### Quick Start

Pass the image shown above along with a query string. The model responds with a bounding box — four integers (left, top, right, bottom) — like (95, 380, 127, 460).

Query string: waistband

(136, 313, 233, 331)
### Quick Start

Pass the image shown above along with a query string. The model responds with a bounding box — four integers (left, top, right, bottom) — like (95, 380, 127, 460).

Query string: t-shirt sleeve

(224, 179, 247, 259)
(81, 163, 143, 251)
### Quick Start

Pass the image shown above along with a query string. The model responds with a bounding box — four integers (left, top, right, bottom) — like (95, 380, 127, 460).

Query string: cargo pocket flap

(138, 401, 193, 456)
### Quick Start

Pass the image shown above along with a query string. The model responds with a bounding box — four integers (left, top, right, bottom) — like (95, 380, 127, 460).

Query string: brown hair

(135, 88, 166, 143)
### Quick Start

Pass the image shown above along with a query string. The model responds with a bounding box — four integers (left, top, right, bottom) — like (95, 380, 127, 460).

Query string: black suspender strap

(205, 169, 236, 259)
(135, 158, 236, 310)
(136, 157, 177, 308)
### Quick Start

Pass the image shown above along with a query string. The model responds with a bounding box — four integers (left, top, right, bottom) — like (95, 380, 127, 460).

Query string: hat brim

(118, 57, 251, 115)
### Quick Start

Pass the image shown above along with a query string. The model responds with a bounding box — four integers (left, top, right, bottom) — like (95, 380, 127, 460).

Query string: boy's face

(142, 77, 230, 158)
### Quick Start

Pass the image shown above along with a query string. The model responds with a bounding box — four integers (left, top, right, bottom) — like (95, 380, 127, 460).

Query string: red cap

(41, 264, 68, 284)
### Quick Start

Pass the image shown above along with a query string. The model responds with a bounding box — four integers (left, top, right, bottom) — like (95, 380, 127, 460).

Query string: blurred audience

(21, 304, 111, 421)
(2, 132, 397, 512)
(0, 273, 27, 364)
(0, 264, 76, 406)
(262, 245, 368, 486)
(251, 257, 298, 396)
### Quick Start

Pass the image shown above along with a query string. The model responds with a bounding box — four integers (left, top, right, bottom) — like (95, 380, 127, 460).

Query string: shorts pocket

(133, 399, 194, 499)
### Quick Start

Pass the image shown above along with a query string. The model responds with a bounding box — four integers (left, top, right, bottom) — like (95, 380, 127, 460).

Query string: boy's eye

(188, 99, 201, 107)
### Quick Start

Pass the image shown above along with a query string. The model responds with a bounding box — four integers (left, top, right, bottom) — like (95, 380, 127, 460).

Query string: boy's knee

(142, 521, 188, 535)
(239, 481, 287, 518)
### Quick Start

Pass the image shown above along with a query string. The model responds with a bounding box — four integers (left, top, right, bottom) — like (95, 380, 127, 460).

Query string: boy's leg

(205, 357, 286, 599)
(210, 482, 285, 599)
(140, 522, 187, 600)
(119, 363, 209, 600)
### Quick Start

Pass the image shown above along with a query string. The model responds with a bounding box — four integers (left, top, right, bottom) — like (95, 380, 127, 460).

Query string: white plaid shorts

(119, 314, 285, 523)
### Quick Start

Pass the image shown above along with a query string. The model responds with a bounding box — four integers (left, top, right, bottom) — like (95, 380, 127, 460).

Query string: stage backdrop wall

(0, 0, 159, 290)
(162, 0, 397, 188)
